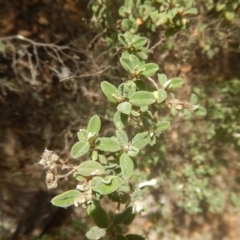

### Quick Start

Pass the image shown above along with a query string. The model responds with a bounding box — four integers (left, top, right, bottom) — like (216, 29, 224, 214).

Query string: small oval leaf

(91, 176, 119, 195)
(120, 57, 135, 73)
(78, 160, 105, 177)
(157, 89, 167, 103)
(96, 137, 121, 152)
(190, 93, 198, 105)
(157, 73, 168, 86)
(86, 226, 106, 240)
(51, 190, 81, 208)
(120, 153, 134, 179)
(155, 121, 171, 131)
(132, 132, 150, 150)
(129, 91, 155, 106)
(117, 102, 132, 115)
(141, 63, 159, 77)
(132, 37, 147, 49)
(87, 200, 109, 228)
(194, 106, 207, 116)
(169, 78, 184, 89)
(113, 206, 134, 225)
(114, 111, 128, 130)
(87, 115, 101, 135)
(71, 141, 90, 159)
(127, 145, 139, 157)
(101, 81, 119, 102)
(116, 130, 129, 147)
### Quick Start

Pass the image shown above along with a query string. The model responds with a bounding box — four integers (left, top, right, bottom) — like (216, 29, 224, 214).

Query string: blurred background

(0, 0, 240, 239)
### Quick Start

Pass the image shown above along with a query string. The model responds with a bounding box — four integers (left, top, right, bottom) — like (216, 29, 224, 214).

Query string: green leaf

(113, 206, 134, 225)
(116, 130, 129, 147)
(71, 141, 90, 159)
(91, 176, 119, 194)
(132, 37, 147, 49)
(120, 153, 134, 179)
(121, 18, 132, 31)
(118, 82, 136, 98)
(51, 190, 81, 208)
(125, 234, 145, 240)
(77, 129, 88, 141)
(190, 93, 198, 105)
(124, 31, 134, 44)
(123, 212, 136, 225)
(129, 91, 155, 106)
(136, 50, 148, 60)
(130, 109, 140, 117)
(99, 154, 108, 164)
(158, 74, 168, 86)
(117, 102, 132, 115)
(168, 78, 184, 89)
(155, 13, 168, 26)
(89, 150, 98, 161)
(156, 89, 167, 103)
(96, 137, 121, 152)
(127, 145, 139, 157)
(183, 108, 192, 119)
(132, 132, 150, 150)
(118, 34, 127, 46)
(86, 226, 106, 240)
(114, 111, 128, 130)
(101, 81, 119, 102)
(87, 115, 101, 135)
(78, 160, 105, 177)
(155, 121, 171, 131)
(120, 57, 135, 73)
(141, 63, 159, 77)
(194, 106, 207, 116)
(87, 200, 109, 228)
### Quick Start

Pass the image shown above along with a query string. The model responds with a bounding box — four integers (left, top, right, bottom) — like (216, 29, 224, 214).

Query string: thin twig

(56, 168, 78, 180)
(150, 37, 166, 51)
(60, 65, 111, 81)
(147, 77, 159, 89)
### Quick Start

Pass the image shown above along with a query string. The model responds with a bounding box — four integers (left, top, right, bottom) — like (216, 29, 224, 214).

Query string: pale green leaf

(101, 81, 119, 102)
(91, 176, 119, 194)
(117, 102, 132, 115)
(132, 132, 150, 149)
(194, 106, 207, 116)
(157, 89, 167, 103)
(116, 130, 129, 147)
(114, 111, 128, 130)
(127, 145, 139, 157)
(132, 37, 147, 49)
(129, 91, 155, 106)
(168, 78, 184, 89)
(190, 93, 198, 105)
(51, 190, 81, 208)
(71, 141, 90, 159)
(120, 153, 134, 179)
(155, 121, 171, 131)
(78, 160, 105, 177)
(86, 226, 106, 240)
(141, 63, 159, 77)
(157, 74, 168, 86)
(96, 137, 121, 152)
(87, 115, 101, 135)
